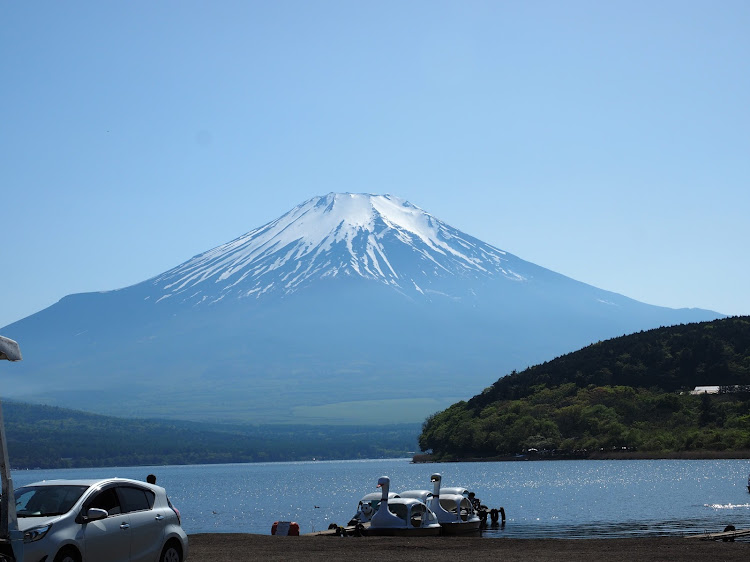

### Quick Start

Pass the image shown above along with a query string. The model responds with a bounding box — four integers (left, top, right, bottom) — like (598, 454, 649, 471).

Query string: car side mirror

(85, 508, 109, 522)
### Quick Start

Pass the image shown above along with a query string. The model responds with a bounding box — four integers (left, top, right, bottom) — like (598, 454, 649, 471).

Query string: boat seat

(388, 503, 408, 522)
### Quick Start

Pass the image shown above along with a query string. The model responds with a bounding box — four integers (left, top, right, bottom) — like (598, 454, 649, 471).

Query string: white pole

(0, 399, 16, 540)
(0, 336, 23, 561)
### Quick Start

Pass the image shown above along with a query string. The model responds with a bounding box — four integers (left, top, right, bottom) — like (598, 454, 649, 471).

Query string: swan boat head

(370, 476, 404, 528)
(430, 473, 442, 496)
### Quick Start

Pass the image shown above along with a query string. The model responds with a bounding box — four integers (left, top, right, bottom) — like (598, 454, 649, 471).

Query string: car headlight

(23, 524, 51, 543)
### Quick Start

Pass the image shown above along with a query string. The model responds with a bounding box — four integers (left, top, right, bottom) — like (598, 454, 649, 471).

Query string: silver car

(13, 477, 188, 562)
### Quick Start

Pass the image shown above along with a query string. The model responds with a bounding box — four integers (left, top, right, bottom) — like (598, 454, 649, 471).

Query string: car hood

(16, 515, 63, 531)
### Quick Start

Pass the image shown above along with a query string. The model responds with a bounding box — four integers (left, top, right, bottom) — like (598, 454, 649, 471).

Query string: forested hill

(472, 316, 750, 407)
(419, 316, 750, 459)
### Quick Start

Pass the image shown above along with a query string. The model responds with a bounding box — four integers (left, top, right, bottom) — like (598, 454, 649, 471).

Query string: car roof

(20, 478, 159, 489)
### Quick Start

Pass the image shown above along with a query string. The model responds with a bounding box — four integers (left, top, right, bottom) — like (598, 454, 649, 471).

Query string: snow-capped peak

(150, 193, 525, 305)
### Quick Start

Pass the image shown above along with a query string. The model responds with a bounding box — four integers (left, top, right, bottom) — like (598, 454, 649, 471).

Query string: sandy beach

(187, 534, 750, 561)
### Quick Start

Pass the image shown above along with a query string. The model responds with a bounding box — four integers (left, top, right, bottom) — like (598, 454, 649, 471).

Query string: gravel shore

(188, 533, 750, 561)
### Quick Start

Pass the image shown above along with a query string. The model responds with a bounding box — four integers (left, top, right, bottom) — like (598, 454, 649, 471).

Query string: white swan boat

(401, 473, 481, 535)
(363, 476, 442, 536)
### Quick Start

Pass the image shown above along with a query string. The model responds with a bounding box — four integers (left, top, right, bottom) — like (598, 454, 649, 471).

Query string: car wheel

(53, 547, 81, 562)
(159, 541, 183, 562)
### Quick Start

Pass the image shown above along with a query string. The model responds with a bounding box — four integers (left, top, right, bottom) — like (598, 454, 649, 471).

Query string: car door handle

(120, 523, 130, 530)
(155, 515, 164, 521)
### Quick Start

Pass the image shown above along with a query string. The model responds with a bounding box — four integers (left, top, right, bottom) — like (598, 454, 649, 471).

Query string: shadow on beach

(188, 534, 750, 561)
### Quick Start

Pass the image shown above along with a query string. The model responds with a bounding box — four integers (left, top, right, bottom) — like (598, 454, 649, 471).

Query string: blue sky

(2, 1, 749, 329)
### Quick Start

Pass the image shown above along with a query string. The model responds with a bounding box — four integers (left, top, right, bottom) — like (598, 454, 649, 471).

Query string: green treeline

(3, 402, 419, 469)
(419, 316, 750, 459)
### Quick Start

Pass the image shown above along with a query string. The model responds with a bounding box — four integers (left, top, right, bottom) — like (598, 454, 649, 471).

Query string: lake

(12, 458, 750, 539)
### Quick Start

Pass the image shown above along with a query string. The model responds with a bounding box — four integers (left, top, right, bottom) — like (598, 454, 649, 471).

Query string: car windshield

(14, 485, 89, 517)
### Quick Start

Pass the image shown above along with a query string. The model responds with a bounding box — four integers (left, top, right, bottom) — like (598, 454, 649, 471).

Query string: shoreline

(413, 450, 750, 463)
(187, 533, 750, 561)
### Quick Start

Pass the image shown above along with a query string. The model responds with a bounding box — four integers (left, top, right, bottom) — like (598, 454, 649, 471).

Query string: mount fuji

(2, 193, 721, 424)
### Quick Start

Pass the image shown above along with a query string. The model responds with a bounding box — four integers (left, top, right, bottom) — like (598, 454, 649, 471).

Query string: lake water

(12, 458, 750, 539)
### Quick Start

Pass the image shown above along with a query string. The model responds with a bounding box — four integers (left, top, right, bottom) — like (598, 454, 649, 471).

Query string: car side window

(88, 487, 122, 516)
(117, 486, 155, 513)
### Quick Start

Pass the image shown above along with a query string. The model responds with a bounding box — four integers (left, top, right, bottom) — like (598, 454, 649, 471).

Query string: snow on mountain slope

(150, 193, 526, 306)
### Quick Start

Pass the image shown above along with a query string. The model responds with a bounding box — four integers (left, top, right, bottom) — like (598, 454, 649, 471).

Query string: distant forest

(9, 316, 750, 468)
(420, 316, 750, 459)
(2, 402, 419, 469)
